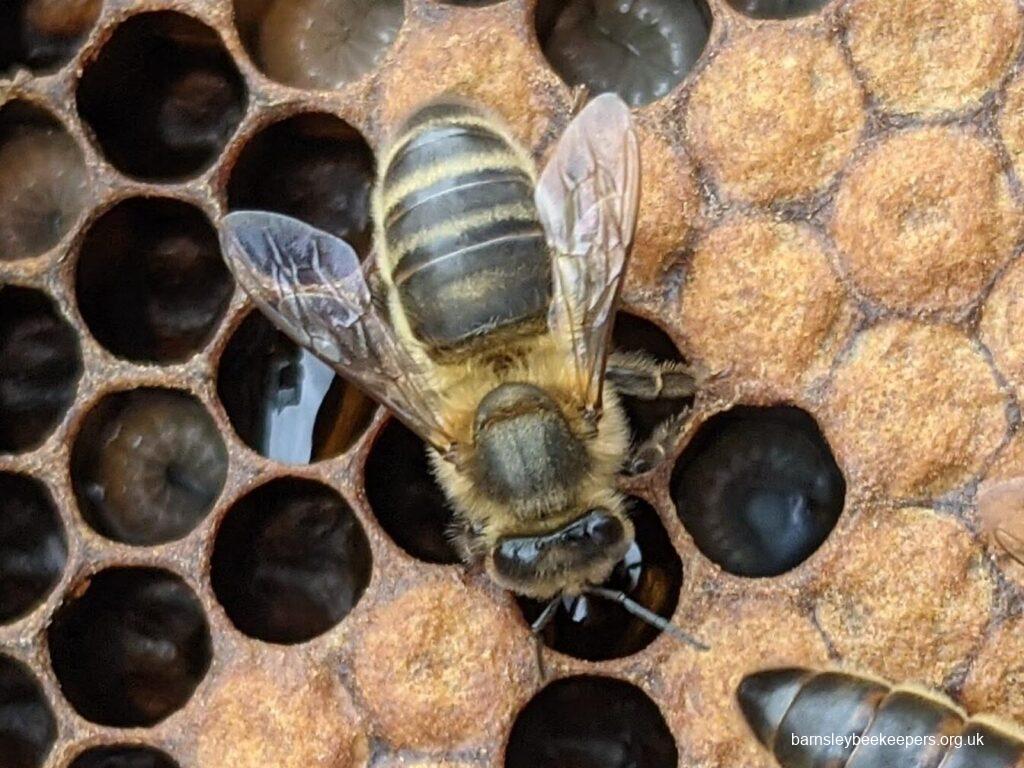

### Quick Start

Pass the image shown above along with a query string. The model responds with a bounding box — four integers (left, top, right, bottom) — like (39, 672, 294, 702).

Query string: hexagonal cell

(0, 473, 67, 624)
(76, 12, 246, 181)
(517, 498, 682, 661)
(725, 0, 829, 18)
(0, 101, 88, 262)
(0, 0, 101, 73)
(671, 406, 845, 577)
(70, 389, 228, 546)
(234, 0, 403, 89)
(217, 312, 376, 464)
(0, 655, 56, 768)
(211, 477, 372, 644)
(70, 746, 179, 768)
(227, 113, 375, 253)
(0, 286, 82, 453)
(535, 0, 711, 107)
(76, 198, 233, 363)
(505, 675, 676, 768)
(47, 567, 212, 728)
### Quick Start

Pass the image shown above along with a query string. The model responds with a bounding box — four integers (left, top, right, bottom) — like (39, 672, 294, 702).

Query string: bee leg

(530, 597, 560, 683)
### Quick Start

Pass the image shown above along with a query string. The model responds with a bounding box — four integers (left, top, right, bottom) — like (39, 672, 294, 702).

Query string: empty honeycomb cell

(517, 498, 682, 661)
(724, 0, 829, 18)
(535, 0, 711, 107)
(0, 101, 88, 262)
(845, 0, 1022, 117)
(0, 0, 101, 73)
(504, 675, 677, 768)
(823, 320, 1006, 499)
(962, 614, 1024, 724)
(75, 12, 246, 181)
(47, 567, 212, 727)
(217, 312, 375, 464)
(233, 0, 403, 90)
(226, 113, 374, 254)
(832, 127, 1021, 315)
(981, 257, 1024, 404)
(671, 406, 845, 578)
(70, 389, 228, 546)
(75, 198, 233, 363)
(999, 74, 1024, 183)
(0, 655, 56, 768)
(685, 27, 864, 204)
(814, 506, 993, 687)
(365, 419, 460, 564)
(210, 477, 372, 644)
(69, 746, 179, 768)
(0, 473, 67, 624)
(352, 579, 531, 750)
(679, 216, 851, 388)
(0, 286, 82, 453)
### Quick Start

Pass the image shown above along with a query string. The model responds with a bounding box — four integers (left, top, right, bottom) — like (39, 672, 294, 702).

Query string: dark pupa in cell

(725, 0, 829, 19)
(536, 0, 712, 107)
(76, 198, 233, 363)
(211, 477, 372, 644)
(517, 498, 681, 661)
(227, 113, 375, 253)
(70, 388, 228, 546)
(0, 0, 102, 73)
(671, 405, 845, 577)
(505, 675, 677, 768)
(0, 655, 56, 768)
(0, 286, 82, 453)
(217, 311, 376, 464)
(47, 567, 212, 727)
(0, 103, 88, 261)
(0, 473, 67, 624)
(69, 745, 180, 768)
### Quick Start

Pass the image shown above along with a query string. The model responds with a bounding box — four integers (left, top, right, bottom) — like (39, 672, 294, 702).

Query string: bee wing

(219, 211, 455, 452)
(978, 476, 1024, 566)
(535, 93, 640, 411)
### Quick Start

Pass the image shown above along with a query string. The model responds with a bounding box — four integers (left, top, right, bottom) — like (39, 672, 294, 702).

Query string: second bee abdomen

(380, 102, 551, 357)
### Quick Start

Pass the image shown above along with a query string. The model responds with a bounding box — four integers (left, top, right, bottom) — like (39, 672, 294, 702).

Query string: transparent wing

(219, 211, 454, 452)
(536, 93, 640, 411)
(978, 477, 1024, 566)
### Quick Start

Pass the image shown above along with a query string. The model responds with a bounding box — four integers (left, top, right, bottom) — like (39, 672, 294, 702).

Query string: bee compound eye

(584, 509, 624, 547)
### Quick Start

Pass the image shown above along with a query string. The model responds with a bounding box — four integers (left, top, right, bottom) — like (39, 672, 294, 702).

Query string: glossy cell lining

(0, 473, 67, 624)
(0, 101, 88, 261)
(535, 0, 712, 107)
(226, 113, 375, 254)
(75, 12, 246, 181)
(234, 0, 404, 90)
(725, 0, 829, 18)
(365, 418, 460, 564)
(0, 286, 82, 453)
(0, 0, 101, 73)
(217, 311, 376, 464)
(76, 198, 233, 363)
(0, 655, 56, 768)
(69, 745, 179, 768)
(210, 477, 372, 644)
(505, 675, 677, 768)
(70, 389, 228, 546)
(671, 405, 845, 577)
(47, 567, 212, 727)
(517, 498, 682, 661)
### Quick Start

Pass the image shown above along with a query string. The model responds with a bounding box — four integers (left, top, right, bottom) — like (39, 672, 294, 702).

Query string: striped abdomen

(738, 668, 1024, 768)
(378, 101, 551, 359)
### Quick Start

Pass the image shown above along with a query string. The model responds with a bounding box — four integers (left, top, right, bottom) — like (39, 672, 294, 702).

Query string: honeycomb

(1, 0, 1023, 766)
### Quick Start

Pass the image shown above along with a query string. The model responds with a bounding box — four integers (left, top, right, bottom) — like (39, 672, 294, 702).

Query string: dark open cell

(536, 0, 711, 107)
(725, 0, 829, 19)
(0, 655, 56, 768)
(234, 0, 404, 89)
(0, 286, 82, 452)
(0, 473, 67, 624)
(0, 101, 88, 261)
(227, 113, 375, 255)
(0, 0, 101, 73)
(365, 418, 461, 564)
(47, 567, 212, 727)
(76, 198, 234, 363)
(505, 675, 677, 768)
(70, 745, 180, 768)
(75, 11, 246, 181)
(217, 312, 376, 464)
(517, 498, 682, 661)
(71, 388, 228, 546)
(211, 477, 372, 644)
(671, 405, 845, 577)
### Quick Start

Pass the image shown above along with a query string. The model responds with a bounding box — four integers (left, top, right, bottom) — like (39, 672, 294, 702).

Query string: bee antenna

(582, 586, 710, 652)
(530, 596, 562, 683)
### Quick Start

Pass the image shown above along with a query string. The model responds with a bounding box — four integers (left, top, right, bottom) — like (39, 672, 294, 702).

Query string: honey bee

(219, 94, 704, 647)
(978, 476, 1024, 568)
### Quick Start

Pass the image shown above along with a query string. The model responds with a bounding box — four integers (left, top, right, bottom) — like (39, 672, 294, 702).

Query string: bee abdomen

(738, 668, 1024, 768)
